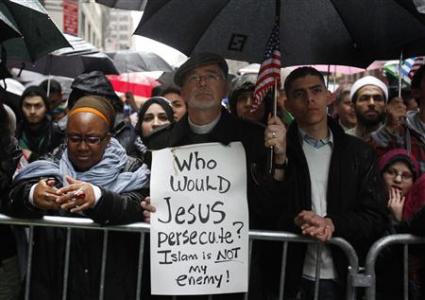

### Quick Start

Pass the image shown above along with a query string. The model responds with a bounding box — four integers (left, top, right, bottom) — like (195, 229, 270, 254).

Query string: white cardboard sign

(150, 142, 249, 295)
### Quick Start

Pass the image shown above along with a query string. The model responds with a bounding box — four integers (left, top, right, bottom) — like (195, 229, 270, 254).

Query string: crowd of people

(1, 52, 425, 300)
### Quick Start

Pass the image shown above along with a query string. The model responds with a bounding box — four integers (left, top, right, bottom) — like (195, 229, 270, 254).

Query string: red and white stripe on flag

(252, 21, 281, 111)
(409, 56, 425, 79)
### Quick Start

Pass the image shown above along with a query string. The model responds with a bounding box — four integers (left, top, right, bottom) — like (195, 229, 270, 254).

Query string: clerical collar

(188, 113, 221, 135)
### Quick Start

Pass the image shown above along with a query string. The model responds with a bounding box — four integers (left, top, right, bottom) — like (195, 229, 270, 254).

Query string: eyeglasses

(186, 73, 223, 84)
(384, 168, 413, 181)
(67, 134, 108, 145)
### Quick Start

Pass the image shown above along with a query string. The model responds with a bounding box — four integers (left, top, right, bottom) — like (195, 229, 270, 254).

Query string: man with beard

(347, 76, 388, 142)
(16, 86, 64, 163)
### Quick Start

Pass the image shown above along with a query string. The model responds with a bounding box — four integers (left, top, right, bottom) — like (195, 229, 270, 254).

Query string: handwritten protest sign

(150, 142, 249, 295)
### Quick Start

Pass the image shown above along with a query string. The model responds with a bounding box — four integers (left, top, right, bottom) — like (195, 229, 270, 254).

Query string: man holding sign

(142, 53, 285, 299)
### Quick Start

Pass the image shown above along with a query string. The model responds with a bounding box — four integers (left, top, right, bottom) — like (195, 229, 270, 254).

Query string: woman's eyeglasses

(384, 168, 413, 181)
(67, 134, 108, 145)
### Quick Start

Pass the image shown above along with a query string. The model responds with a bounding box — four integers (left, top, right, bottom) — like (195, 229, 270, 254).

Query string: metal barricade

(0, 214, 359, 300)
(364, 234, 425, 300)
(0, 213, 150, 300)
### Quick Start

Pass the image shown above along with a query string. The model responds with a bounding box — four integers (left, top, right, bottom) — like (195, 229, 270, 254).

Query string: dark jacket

(262, 117, 389, 298)
(8, 151, 147, 300)
(16, 118, 64, 162)
(145, 109, 274, 300)
(0, 135, 21, 261)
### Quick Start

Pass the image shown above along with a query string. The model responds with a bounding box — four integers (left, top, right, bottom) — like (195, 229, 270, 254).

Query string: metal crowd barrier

(0, 214, 359, 300)
(364, 234, 425, 300)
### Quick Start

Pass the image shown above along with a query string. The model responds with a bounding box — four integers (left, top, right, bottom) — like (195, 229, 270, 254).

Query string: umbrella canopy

(135, 0, 425, 68)
(8, 34, 119, 78)
(95, 0, 146, 10)
(106, 50, 174, 73)
(0, 0, 70, 62)
(107, 72, 159, 97)
(0, 10, 21, 43)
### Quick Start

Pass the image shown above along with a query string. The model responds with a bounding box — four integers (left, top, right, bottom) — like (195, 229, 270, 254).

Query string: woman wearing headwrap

(378, 148, 419, 222)
(377, 149, 425, 300)
(132, 97, 174, 162)
(9, 95, 150, 300)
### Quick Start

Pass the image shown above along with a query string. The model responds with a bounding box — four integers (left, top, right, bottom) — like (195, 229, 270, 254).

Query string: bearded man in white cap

(347, 76, 388, 141)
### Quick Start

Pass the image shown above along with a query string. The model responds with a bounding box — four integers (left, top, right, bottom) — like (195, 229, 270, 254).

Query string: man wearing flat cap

(142, 52, 284, 299)
(347, 76, 388, 142)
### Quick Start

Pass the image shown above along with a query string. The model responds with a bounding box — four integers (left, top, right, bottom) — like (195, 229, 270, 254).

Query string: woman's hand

(388, 187, 405, 222)
(56, 176, 96, 213)
(33, 178, 61, 210)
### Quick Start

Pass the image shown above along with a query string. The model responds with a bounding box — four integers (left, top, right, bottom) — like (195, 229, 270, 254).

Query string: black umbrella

(135, 0, 425, 68)
(95, 0, 146, 10)
(106, 50, 174, 73)
(0, 10, 21, 43)
(0, 0, 70, 62)
(8, 34, 119, 78)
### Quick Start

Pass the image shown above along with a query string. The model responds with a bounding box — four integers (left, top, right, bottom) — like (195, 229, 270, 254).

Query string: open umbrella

(95, 0, 146, 10)
(8, 34, 118, 78)
(106, 72, 159, 98)
(0, 0, 70, 62)
(0, 10, 21, 43)
(106, 50, 174, 73)
(135, 0, 425, 68)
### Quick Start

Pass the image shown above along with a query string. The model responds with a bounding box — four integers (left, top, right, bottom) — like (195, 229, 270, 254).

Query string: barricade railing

(364, 234, 425, 300)
(0, 213, 359, 300)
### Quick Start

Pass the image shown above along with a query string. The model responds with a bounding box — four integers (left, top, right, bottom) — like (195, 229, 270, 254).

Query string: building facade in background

(103, 9, 133, 51)
(41, 0, 132, 51)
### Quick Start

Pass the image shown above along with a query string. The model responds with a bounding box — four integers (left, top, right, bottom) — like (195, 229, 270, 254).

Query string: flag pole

(398, 51, 403, 98)
(268, 1, 281, 174)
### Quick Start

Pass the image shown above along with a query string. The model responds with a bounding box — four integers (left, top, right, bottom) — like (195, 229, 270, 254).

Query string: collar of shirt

(188, 112, 221, 135)
(298, 128, 334, 149)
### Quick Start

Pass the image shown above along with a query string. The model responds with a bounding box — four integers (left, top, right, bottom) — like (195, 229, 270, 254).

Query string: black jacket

(8, 153, 147, 300)
(16, 118, 64, 162)
(262, 117, 389, 297)
(0, 135, 21, 261)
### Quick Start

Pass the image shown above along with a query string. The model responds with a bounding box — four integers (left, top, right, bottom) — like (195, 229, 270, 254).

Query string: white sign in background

(150, 142, 249, 295)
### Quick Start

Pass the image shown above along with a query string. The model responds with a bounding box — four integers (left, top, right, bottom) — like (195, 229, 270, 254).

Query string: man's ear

(326, 90, 333, 106)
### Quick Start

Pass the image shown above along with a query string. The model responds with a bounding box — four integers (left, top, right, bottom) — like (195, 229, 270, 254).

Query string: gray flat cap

(174, 52, 228, 86)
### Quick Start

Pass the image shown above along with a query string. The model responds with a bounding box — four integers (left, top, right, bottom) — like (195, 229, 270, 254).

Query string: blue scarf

(14, 138, 149, 193)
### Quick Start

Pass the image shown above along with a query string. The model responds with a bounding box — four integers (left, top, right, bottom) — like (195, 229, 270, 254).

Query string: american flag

(408, 56, 425, 79)
(252, 20, 281, 111)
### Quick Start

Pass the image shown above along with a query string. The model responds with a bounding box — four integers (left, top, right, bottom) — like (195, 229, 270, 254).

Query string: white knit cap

(350, 76, 388, 102)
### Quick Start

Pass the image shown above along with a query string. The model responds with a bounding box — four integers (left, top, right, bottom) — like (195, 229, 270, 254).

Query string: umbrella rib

(328, 0, 359, 52)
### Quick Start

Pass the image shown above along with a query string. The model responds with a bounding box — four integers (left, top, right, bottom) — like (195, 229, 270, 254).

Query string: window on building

(81, 13, 86, 36)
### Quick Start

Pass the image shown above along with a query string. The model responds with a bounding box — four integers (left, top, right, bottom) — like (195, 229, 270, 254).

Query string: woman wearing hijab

(377, 149, 425, 300)
(9, 95, 150, 300)
(132, 97, 174, 162)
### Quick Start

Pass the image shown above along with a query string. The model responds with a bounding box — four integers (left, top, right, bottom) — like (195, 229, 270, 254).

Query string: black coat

(0, 135, 21, 261)
(16, 118, 64, 162)
(145, 110, 275, 300)
(261, 117, 389, 298)
(8, 154, 147, 300)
